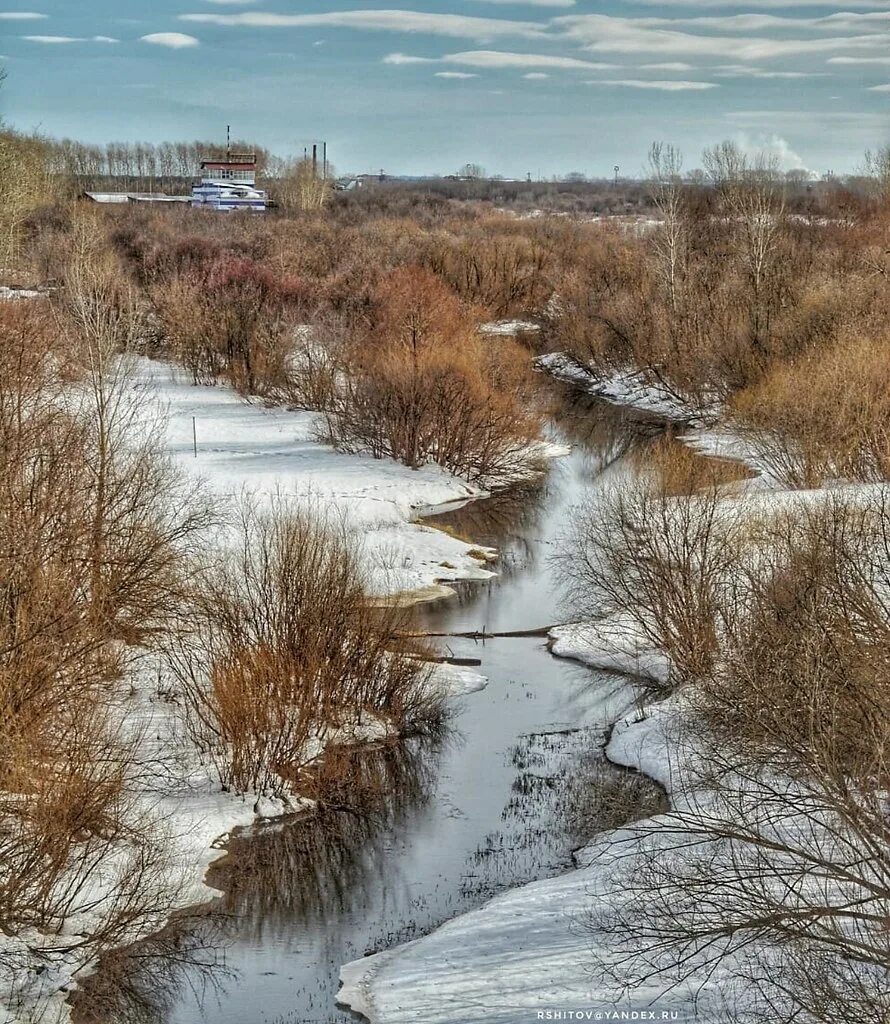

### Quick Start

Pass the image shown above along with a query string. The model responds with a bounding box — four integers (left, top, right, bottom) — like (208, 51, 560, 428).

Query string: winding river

(74, 385, 678, 1024)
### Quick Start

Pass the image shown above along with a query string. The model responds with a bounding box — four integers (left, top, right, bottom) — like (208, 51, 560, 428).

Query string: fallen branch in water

(402, 624, 562, 641)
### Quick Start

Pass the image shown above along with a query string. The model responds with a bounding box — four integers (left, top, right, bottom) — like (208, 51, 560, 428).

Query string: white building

(191, 156, 268, 213)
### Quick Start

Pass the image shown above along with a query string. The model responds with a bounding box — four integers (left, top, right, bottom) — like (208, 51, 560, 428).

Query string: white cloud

(830, 55, 890, 64)
(714, 64, 824, 78)
(524, 71, 550, 78)
(435, 71, 478, 78)
(656, 10, 890, 33)
(0, 11, 47, 19)
(447, 48, 615, 68)
(629, 0, 890, 7)
(867, 82, 890, 91)
(23, 34, 118, 43)
(555, 14, 890, 61)
(383, 53, 438, 64)
(586, 77, 719, 90)
(470, 0, 574, 6)
(180, 10, 544, 41)
(386, 49, 616, 70)
(641, 61, 694, 70)
(141, 32, 200, 48)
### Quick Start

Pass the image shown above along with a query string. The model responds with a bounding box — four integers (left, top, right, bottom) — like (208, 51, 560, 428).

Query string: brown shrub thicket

(419, 222, 554, 317)
(732, 334, 890, 487)
(0, 298, 195, 976)
(17, 142, 883, 484)
(166, 500, 437, 796)
(151, 254, 305, 393)
(320, 266, 542, 482)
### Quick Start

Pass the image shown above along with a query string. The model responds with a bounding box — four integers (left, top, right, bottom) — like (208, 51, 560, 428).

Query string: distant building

(191, 155, 267, 213)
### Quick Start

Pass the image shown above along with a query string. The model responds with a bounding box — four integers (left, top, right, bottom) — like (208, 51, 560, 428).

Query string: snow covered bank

(537, 352, 718, 427)
(136, 358, 505, 599)
(549, 620, 669, 688)
(479, 319, 541, 337)
(336, 691, 710, 1024)
(0, 286, 45, 301)
(5, 359, 519, 1024)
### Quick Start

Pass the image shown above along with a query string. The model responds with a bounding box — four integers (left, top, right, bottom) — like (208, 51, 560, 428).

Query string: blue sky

(1, 0, 888, 176)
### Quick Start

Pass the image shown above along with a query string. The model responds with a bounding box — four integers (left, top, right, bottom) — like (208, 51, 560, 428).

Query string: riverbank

(67, 383, 678, 1024)
(536, 352, 719, 428)
(6, 356, 571, 1024)
(336, 373, 886, 1023)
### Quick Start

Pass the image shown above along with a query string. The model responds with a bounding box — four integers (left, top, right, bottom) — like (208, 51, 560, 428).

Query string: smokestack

(312, 144, 318, 177)
(323, 141, 327, 181)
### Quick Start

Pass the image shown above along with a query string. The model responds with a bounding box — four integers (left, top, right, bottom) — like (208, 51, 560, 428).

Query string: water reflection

(416, 388, 662, 636)
(215, 737, 444, 940)
(73, 918, 231, 1024)
(77, 651, 636, 1024)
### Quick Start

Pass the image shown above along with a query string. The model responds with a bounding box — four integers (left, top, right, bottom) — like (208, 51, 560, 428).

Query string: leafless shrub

(272, 316, 344, 411)
(166, 499, 436, 796)
(559, 439, 744, 689)
(585, 490, 890, 1023)
(320, 266, 542, 483)
(151, 256, 305, 394)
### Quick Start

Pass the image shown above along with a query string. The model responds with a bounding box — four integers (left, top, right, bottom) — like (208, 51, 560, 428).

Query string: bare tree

(702, 142, 787, 350)
(863, 145, 890, 202)
(647, 142, 687, 313)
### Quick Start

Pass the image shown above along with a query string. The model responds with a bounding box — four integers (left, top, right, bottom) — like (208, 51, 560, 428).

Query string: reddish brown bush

(320, 266, 541, 482)
(153, 254, 305, 392)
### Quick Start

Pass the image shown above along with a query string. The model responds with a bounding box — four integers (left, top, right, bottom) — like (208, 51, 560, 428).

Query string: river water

(74, 387, 673, 1024)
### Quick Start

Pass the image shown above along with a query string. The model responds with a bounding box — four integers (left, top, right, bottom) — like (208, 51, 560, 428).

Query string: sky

(1, 0, 888, 177)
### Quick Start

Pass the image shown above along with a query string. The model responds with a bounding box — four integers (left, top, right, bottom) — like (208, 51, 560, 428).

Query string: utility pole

(614, 164, 620, 186)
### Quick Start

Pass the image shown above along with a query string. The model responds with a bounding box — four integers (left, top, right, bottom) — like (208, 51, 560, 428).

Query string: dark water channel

(74, 388, 674, 1024)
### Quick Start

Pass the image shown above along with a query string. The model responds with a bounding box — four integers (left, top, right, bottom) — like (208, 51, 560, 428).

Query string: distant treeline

(44, 137, 276, 192)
